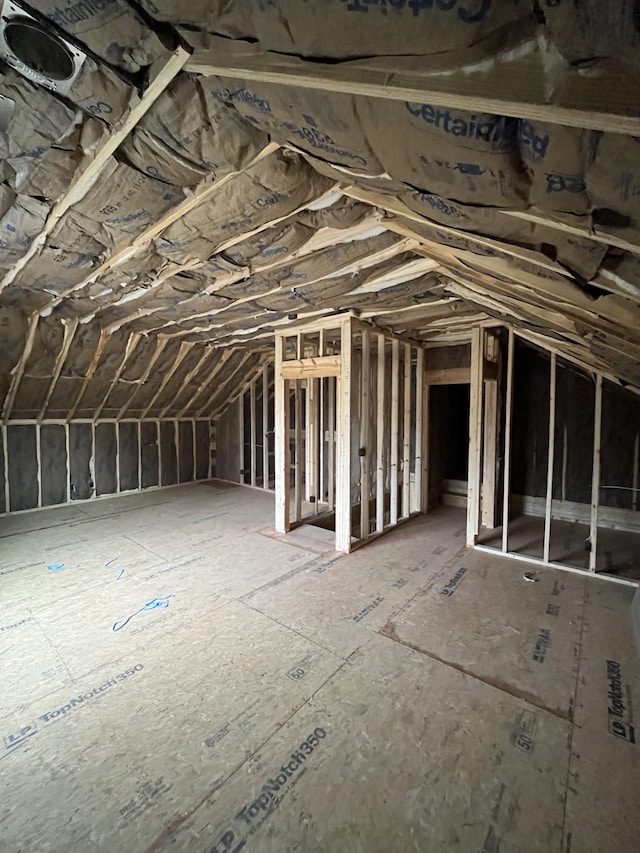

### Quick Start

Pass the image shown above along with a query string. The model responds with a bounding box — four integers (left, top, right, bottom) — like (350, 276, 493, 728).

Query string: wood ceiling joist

(187, 33, 640, 135)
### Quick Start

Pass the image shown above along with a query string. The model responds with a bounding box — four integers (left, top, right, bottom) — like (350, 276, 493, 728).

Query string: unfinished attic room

(3, 2, 640, 852)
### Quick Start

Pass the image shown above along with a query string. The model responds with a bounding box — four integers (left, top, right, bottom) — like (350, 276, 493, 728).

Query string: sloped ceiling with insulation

(2, 0, 640, 421)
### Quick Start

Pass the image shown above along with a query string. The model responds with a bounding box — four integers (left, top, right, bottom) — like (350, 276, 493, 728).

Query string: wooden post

(274, 334, 290, 533)
(137, 421, 143, 491)
(65, 422, 71, 504)
(250, 379, 257, 487)
(422, 380, 430, 514)
(543, 352, 557, 563)
(561, 423, 568, 502)
(633, 431, 639, 512)
(294, 380, 302, 522)
(319, 376, 325, 505)
(312, 377, 320, 514)
(481, 377, 498, 528)
(589, 373, 603, 572)
(2, 424, 8, 512)
(335, 319, 353, 552)
(467, 327, 484, 547)
(360, 328, 371, 539)
(402, 343, 411, 519)
(415, 347, 424, 515)
(390, 339, 400, 526)
(501, 328, 514, 552)
(238, 393, 245, 484)
(304, 377, 312, 503)
(327, 375, 335, 512)
(36, 424, 42, 507)
(376, 332, 385, 532)
(262, 364, 269, 489)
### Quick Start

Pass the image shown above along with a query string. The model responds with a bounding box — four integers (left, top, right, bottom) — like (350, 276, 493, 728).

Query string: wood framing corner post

(335, 320, 353, 552)
(467, 327, 484, 547)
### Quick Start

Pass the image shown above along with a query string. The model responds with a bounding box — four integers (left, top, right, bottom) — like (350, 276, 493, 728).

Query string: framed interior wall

(274, 315, 427, 553)
(473, 326, 640, 585)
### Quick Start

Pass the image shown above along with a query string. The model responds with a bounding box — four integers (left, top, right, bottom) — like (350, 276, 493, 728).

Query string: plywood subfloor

(1, 485, 639, 852)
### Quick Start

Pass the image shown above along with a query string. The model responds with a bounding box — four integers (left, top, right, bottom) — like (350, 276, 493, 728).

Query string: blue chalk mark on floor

(47, 563, 65, 571)
(112, 594, 174, 633)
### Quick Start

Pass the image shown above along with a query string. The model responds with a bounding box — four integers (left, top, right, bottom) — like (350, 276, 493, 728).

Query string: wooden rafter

(140, 341, 192, 418)
(117, 336, 168, 418)
(0, 45, 191, 297)
(160, 345, 213, 419)
(66, 328, 110, 421)
(187, 33, 640, 135)
(38, 317, 79, 421)
(2, 313, 39, 423)
(95, 332, 141, 420)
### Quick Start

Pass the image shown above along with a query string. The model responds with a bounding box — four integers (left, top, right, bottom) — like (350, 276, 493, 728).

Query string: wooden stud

(311, 378, 320, 515)
(319, 376, 325, 505)
(262, 363, 269, 490)
(335, 320, 353, 552)
(467, 327, 484, 547)
(274, 334, 290, 533)
(238, 393, 245, 484)
(543, 352, 557, 563)
(360, 328, 371, 538)
(589, 373, 603, 573)
(192, 419, 197, 483)
(390, 339, 400, 526)
(250, 379, 257, 487)
(65, 422, 71, 504)
(327, 375, 335, 512)
(115, 420, 121, 493)
(1, 424, 8, 512)
(137, 420, 142, 492)
(304, 378, 312, 504)
(502, 328, 514, 552)
(402, 343, 411, 520)
(561, 423, 568, 502)
(422, 375, 430, 514)
(633, 431, 639, 512)
(294, 380, 302, 522)
(376, 332, 385, 532)
(481, 376, 498, 528)
(414, 346, 424, 515)
(35, 424, 42, 508)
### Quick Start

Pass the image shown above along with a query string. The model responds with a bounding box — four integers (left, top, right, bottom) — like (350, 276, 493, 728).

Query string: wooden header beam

(280, 355, 341, 380)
